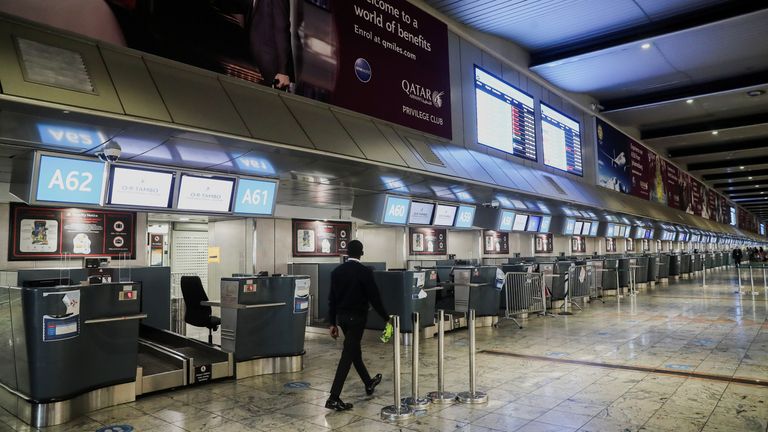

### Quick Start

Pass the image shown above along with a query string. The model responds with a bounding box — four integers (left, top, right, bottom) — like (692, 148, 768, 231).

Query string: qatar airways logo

(401, 80, 444, 109)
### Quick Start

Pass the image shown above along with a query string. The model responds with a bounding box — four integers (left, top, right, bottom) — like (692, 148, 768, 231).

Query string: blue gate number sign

(233, 178, 277, 215)
(36, 155, 105, 205)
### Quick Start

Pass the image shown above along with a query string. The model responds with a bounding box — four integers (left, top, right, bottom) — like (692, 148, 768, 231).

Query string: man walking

(326, 240, 388, 411)
(732, 247, 742, 268)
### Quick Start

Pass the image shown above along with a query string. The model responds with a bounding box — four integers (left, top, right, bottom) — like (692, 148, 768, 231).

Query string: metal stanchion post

(702, 263, 707, 287)
(457, 310, 488, 404)
(750, 266, 758, 296)
(381, 316, 414, 421)
(737, 266, 743, 294)
(427, 310, 456, 403)
(763, 266, 767, 292)
(403, 313, 429, 409)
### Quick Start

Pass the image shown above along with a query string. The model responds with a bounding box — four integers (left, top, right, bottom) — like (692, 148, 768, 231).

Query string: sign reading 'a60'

(36, 155, 105, 205)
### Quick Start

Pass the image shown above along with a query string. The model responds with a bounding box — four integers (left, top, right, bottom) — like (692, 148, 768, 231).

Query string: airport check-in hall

(0, 1, 766, 432)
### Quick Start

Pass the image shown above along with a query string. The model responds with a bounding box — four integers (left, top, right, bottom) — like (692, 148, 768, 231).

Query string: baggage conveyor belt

(136, 325, 234, 396)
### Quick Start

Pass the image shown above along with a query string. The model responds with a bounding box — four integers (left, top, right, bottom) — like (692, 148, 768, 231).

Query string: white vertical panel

(171, 229, 209, 297)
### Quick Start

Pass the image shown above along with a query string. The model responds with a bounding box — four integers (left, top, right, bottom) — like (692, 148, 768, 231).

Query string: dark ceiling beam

(713, 178, 768, 188)
(705, 169, 768, 181)
(642, 113, 768, 140)
(688, 156, 768, 171)
(601, 71, 768, 112)
(729, 193, 768, 200)
(529, 3, 768, 67)
(667, 137, 768, 158)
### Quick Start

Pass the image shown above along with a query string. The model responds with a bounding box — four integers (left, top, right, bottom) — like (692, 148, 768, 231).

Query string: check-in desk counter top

(366, 270, 438, 332)
(0, 282, 143, 427)
(216, 276, 308, 363)
(448, 266, 500, 317)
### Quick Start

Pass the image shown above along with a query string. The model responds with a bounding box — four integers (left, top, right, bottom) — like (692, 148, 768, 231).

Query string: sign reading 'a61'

(233, 178, 278, 215)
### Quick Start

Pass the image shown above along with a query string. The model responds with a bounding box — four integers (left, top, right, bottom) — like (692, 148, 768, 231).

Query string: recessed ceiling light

(686, 99, 694, 104)
(749, 177, 753, 180)
(740, 166, 746, 169)
(711, 130, 719, 135)
(641, 43, 651, 49)
(179, 217, 190, 221)
(747, 89, 765, 97)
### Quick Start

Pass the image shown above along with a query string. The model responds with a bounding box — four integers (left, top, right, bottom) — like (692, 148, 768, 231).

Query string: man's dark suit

(248, 0, 292, 85)
(328, 259, 388, 399)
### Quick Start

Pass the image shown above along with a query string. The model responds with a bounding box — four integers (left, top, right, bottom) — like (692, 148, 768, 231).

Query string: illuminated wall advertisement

(605, 237, 616, 253)
(409, 227, 447, 255)
(13, 1, 451, 139)
(535, 233, 553, 254)
(571, 236, 586, 253)
(292, 219, 352, 257)
(483, 230, 509, 255)
(9, 204, 135, 260)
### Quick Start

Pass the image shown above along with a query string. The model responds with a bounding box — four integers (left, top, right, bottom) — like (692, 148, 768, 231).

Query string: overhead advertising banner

(596, 119, 631, 194)
(629, 141, 651, 200)
(483, 230, 509, 255)
(9, 204, 135, 261)
(18, 0, 451, 139)
(409, 227, 447, 255)
(292, 219, 351, 257)
(662, 160, 681, 210)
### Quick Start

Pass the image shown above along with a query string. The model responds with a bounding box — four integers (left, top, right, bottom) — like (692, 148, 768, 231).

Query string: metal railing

(500, 271, 547, 327)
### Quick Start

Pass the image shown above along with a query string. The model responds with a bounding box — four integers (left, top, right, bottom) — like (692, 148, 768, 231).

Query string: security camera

(483, 200, 500, 209)
(97, 141, 122, 163)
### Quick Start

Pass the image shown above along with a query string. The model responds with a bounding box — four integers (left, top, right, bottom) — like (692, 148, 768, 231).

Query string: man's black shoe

(366, 373, 382, 396)
(325, 398, 353, 411)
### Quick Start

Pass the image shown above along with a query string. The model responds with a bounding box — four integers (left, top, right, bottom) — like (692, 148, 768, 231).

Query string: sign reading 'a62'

(36, 155, 106, 205)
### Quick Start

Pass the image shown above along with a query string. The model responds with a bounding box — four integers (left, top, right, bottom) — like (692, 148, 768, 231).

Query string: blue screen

(36, 155, 105, 204)
(383, 196, 410, 225)
(233, 179, 278, 215)
(498, 210, 515, 231)
(454, 205, 476, 228)
(37, 124, 105, 149)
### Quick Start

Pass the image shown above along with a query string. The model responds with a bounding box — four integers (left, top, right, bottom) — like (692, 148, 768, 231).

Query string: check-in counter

(366, 270, 437, 332)
(602, 259, 619, 290)
(646, 256, 658, 282)
(705, 253, 714, 269)
(618, 258, 630, 288)
(680, 254, 692, 275)
(445, 266, 500, 318)
(633, 256, 649, 284)
(218, 276, 308, 378)
(693, 254, 703, 272)
(657, 254, 670, 279)
(0, 281, 143, 427)
(668, 254, 680, 276)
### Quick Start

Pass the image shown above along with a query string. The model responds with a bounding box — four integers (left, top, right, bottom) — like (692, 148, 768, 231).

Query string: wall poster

(483, 230, 509, 255)
(9, 204, 135, 261)
(534, 233, 553, 254)
(626, 238, 635, 252)
(292, 219, 351, 257)
(641, 239, 650, 252)
(8, 1, 452, 139)
(571, 236, 586, 253)
(605, 237, 616, 253)
(409, 227, 447, 255)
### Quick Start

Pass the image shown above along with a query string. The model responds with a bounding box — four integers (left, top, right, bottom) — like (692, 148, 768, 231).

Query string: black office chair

(180, 276, 221, 345)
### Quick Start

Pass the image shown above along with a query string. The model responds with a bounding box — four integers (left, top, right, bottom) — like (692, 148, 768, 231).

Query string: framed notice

(9, 203, 135, 261)
(483, 230, 509, 255)
(535, 233, 553, 254)
(409, 227, 447, 256)
(642, 239, 650, 252)
(571, 236, 586, 253)
(292, 219, 352, 257)
(605, 237, 617, 253)
(626, 238, 635, 252)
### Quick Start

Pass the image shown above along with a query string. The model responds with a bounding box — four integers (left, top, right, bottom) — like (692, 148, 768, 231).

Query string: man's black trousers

(330, 313, 372, 398)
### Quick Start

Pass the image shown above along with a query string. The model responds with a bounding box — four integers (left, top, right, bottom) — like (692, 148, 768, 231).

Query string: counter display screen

(645, 229, 653, 239)
(474, 66, 536, 161)
(606, 223, 615, 237)
(539, 216, 552, 233)
(581, 222, 592, 236)
(512, 214, 528, 231)
(499, 210, 515, 231)
(35, 155, 106, 205)
(433, 204, 458, 226)
(574, 221, 583, 236)
(564, 218, 575, 235)
(108, 165, 174, 208)
(636, 228, 645, 239)
(382, 196, 411, 225)
(233, 178, 278, 215)
(541, 103, 582, 176)
(526, 215, 541, 232)
(408, 201, 435, 225)
(454, 205, 476, 228)
(176, 175, 234, 212)
(589, 222, 599, 236)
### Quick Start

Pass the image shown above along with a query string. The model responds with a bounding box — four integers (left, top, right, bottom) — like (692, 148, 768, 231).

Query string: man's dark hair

(347, 240, 363, 258)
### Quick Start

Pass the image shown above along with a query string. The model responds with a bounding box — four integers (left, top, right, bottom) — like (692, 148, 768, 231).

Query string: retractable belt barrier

(381, 315, 414, 421)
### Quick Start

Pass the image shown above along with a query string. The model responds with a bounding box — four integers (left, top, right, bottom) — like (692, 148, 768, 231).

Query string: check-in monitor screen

(109, 166, 174, 208)
(574, 221, 583, 236)
(581, 222, 591, 235)
(589, 222, 598, 236)
(408, 201, 435, 225)
(433, 204, 457, 226)
(539, 216, 552, 233)
(512, 214, 528, 231)
(541, 103, 582, 176)
(526, 215, 541, 232)
(564, 219, 575, 235)
(176, 175, 234, 212)
(499, 210, 515, 231)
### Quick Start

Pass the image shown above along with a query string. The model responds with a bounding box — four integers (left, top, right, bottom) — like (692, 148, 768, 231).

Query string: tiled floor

(2, 266, 767, 431)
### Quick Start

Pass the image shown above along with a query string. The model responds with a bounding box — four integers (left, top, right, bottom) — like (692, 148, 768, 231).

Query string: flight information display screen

(474, 66, 536, 161)
(541, 103, 583, 176)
